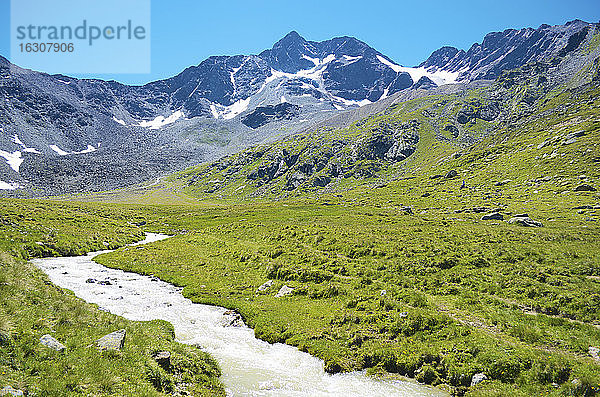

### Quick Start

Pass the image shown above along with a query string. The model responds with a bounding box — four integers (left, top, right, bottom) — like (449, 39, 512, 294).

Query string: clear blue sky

(1, 0, 599, 85)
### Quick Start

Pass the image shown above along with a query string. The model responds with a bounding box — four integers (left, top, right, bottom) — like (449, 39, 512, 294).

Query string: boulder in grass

(574, 184, 596, 192)
(0, 386, 24, 396)
(508, 215, 543, 227)
(153, 351, 171, 370)
(481, 212, 503, 221)
(40, 334, 66, 352)
(223, 310, 243, 327)
(257, 280, 273, 292)
(445, 170, 458, 179)
(96, 329, 126, 351)
(471, 373, 487, 387)
(494, 179, 511, 186)
(275, 285, 294, 297)
(589, 346, 600, 362)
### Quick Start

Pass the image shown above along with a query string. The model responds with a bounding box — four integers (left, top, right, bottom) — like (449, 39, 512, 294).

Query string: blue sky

(1, 0, 599, 85)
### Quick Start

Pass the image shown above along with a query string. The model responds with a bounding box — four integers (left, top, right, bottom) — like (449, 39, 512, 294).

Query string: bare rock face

(39, 334, 66, 352)
(275, 285, 294, 297)
(96, 329, 126, 351)
(241, 103, 300, 129)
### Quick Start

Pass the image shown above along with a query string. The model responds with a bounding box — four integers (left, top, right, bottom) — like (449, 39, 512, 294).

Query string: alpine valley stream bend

(1, 19, 600, 397)
(32, 232, 447, 397)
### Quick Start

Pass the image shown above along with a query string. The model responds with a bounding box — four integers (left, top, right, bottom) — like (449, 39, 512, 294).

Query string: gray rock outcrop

(508, 214, 543, 227)
(96, 329, 126, 351)
(574, 184, 596, 192)
(153, 351, 171, 370)
(471, 373, 488, 387)
(39, 334, 66, 352)
(481, 212, 503, 220)
(0, 386, 24, 396)
(257, 280, 273, 292)
(275, 285, 294, 297)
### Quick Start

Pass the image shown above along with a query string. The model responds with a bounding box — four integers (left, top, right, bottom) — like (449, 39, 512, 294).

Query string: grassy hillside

(0, 200, 225, 396)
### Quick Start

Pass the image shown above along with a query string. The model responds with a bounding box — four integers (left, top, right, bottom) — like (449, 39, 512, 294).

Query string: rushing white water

(32, 233, 448, 397)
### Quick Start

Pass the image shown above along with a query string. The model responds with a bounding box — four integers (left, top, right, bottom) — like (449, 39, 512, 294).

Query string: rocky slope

(170, 22, 600, 201)
(0, 20, 596, 196)
(420, 19, 595, 81)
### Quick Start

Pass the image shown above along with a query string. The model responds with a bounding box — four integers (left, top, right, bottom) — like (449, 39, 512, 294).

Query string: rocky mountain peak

(419, 20, 597, 81)
(419, 46, 462, 70)
(259, 31, 317, 73)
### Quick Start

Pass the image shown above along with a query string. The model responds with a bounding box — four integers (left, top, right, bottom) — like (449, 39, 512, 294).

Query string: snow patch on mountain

(50, 144, 98, 156)
(302, 55, 320, 67)
(377, 55, 403, 73)
(112, 116, 126, 126)
(211, 98, 251, 120)
(0, 180, 23, 190)
(229, 66, 242, 97)
(398, 66, 461, 86)
(376, 55, 461, 86)
(272, 54, 336, 82)
(342, 55, 362, 65)
(222, 98, 250, 120)
(210, 105, 219, 119)
(13, 134, 40, 153)
(138, 110, 184, 129)
(0, 150, 23, 172)
(75, 145, 98, 154)
(49, 145, 70, 156)
(332, 95, 372, 107)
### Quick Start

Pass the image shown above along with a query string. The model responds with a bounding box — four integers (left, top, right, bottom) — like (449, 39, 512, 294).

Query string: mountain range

(0, 19, 596, 195)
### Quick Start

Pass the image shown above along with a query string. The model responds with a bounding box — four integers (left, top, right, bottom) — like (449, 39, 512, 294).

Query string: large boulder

(96, 329, 126, 351)
(39, 334, 66, 352)
(481, 212, 503, 221)
(223, 310, 243, 327)
(508, 214, 543, 227)
(444, 124, 459, 138)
